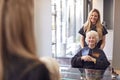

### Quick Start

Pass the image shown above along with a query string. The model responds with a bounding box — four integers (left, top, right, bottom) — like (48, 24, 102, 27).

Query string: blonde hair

(84, 8, 103, 39)
(40, 57, 61, 80)
(0, 0, 38, 79)
(85, 30, 99, 44)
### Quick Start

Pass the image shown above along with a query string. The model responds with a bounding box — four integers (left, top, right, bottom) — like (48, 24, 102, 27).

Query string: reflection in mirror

(51, 0, 113, 71)
(51, 0, 120, 79)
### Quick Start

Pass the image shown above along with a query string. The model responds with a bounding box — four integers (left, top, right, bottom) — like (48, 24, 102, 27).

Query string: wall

(93, 0, 103, 22)
(103, 0, 113, 60)
(34, 0, 52, 57)
(103, 30, 113, 60)
(104, 0, 113, 29)
(112, 0, 120, 70)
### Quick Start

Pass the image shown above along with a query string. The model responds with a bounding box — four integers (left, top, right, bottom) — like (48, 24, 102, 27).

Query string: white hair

(85, 30, 99, 44)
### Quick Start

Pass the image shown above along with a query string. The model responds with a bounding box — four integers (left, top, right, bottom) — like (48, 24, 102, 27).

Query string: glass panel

(60, 66, 112, 80)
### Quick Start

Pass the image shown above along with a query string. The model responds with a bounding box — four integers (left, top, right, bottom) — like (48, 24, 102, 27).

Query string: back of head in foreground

(40, 57, 61, 80)
(0, 0, 50, 80)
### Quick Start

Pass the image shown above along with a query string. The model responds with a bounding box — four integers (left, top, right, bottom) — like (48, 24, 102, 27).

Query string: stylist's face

(90, 12, 98, 24)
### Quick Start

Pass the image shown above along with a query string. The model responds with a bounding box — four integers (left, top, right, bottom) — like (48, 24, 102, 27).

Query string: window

(51, 0, 84, 58)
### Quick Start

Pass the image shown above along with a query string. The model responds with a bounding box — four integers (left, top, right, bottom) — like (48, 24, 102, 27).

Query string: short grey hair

(85, 30, 99, 44)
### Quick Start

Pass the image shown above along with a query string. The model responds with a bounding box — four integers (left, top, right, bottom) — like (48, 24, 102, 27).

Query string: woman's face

(87, 35, 97, 45)
(90, 11, 99, 24)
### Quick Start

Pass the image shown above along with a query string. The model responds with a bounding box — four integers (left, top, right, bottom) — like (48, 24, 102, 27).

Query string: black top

(71, 46, 110, 70)
(78, 25, 108, 48)
(4, 55, 50, 80)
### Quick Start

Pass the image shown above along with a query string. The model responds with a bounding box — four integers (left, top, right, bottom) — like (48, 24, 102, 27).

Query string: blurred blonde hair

(84, 8, 103, 40)
(0, 0, 38, 80)
(40, 57, 61, 80)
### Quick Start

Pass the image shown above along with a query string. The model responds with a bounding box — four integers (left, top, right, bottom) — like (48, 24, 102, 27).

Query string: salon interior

(35, 0, 120, 79)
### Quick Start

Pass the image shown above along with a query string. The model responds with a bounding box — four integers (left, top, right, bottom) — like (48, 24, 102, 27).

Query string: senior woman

(71, 30, 110, 79)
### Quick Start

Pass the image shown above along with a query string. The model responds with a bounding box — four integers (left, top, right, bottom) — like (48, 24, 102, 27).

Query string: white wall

(34, 0, 52, 57)
(103, 30, 113, 60)
(93, 0, 103, 22)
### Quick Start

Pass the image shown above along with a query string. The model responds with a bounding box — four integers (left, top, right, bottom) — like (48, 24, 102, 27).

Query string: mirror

(51, 0, 113, 68)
